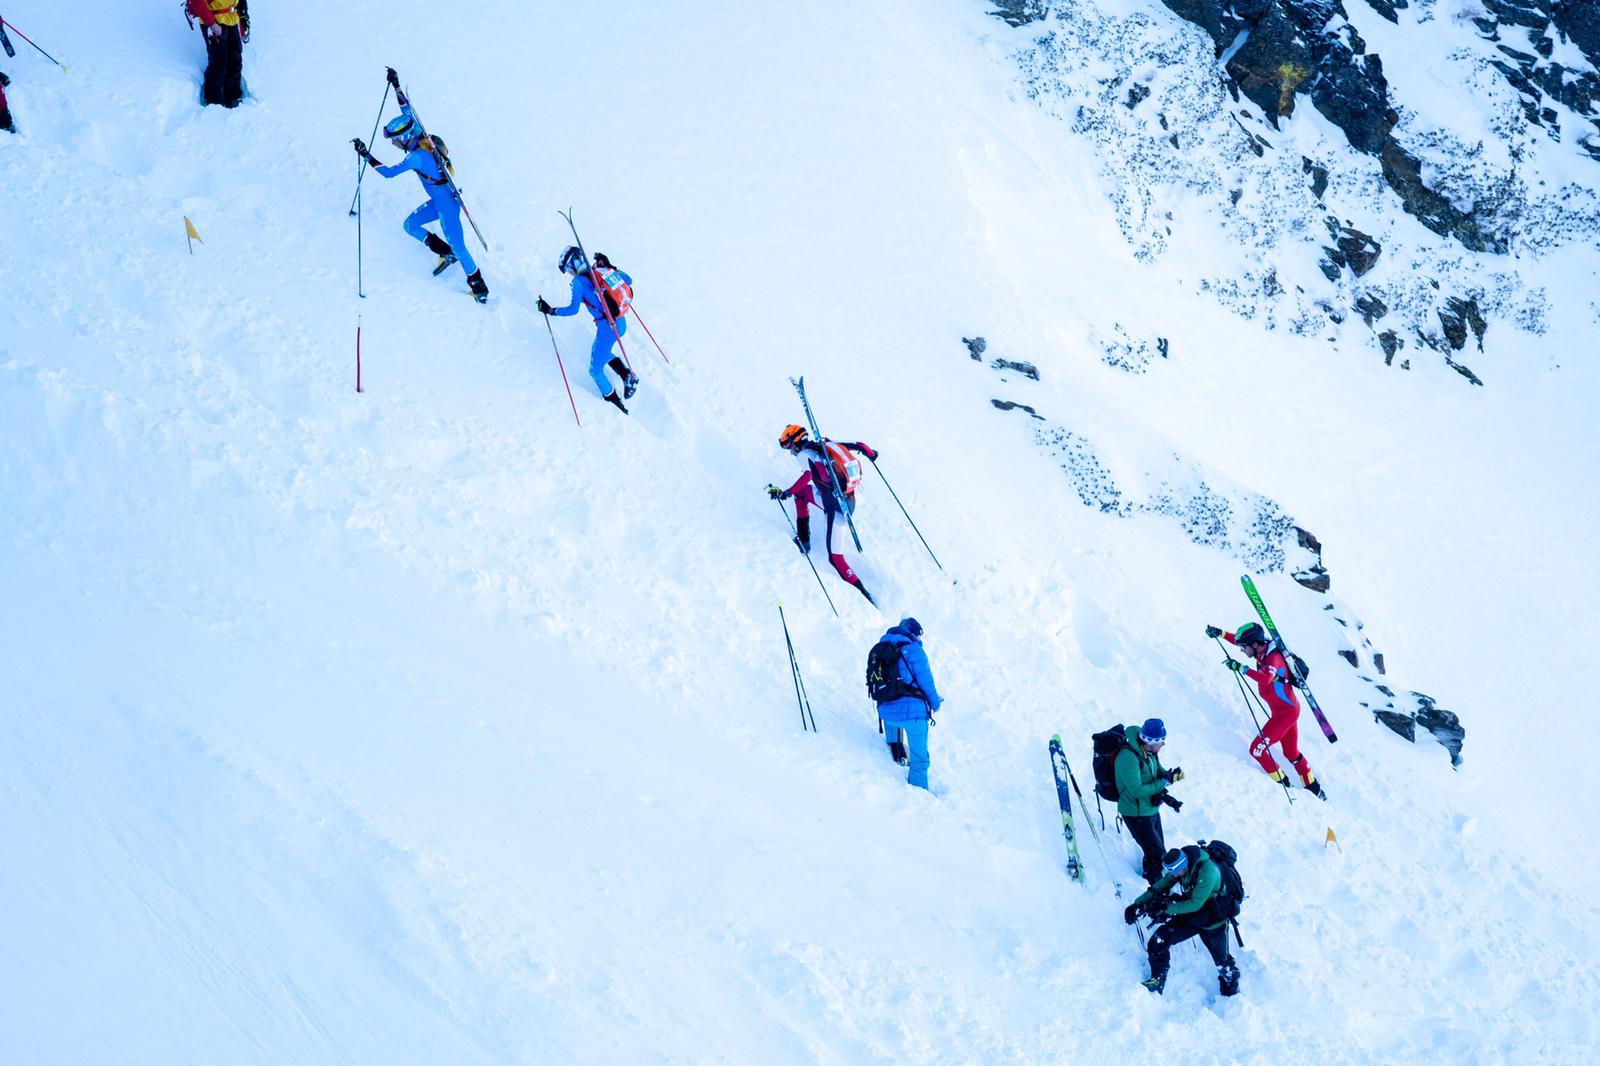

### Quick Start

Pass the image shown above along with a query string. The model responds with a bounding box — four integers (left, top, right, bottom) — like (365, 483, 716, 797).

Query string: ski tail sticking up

(1049, 736, 1086, 883)
(789, 376, 864, 552)
(1241, 575, 1338, 743)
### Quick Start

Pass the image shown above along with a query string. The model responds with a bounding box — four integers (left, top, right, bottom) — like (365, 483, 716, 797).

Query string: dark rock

(1302, 157, 1330, 199)
(1157, 338, 1170, 359)
(1379, 330, 1401, 364)
(1415, 696, 1465, 766)
(992, 399, 1045, 419)
(1376, 684, 1395, 697)
(1338, 649, 1359, 667)
(1446, 357, 1485, 386)
(1318, 254, 1343, 282)
(1438, 296, 1488, 351)
(1373, 652, 1385, 675)
(964, 336, 987, 360)
(1157, 0, 1230, 49)
(1362, 0, 1406, 22)
(1336, 227, 1382, 276)
(1482, 0, 1549, 32)
(989, 0, 1049, 27)
(1125, 83, 1152, 110)
(1552, 0, 1600, 67)
(1296, 527, 1322, 553)
(1226, 6, 1316, 125)
(1313, 53, 1397, 154)
(1374, 709, 1417, 742)
(992, 358, 1040, 380)
(1379, 141, 1510, 253)
(1356, 293, 1389, 324)
(1293, 569, 1331, 592)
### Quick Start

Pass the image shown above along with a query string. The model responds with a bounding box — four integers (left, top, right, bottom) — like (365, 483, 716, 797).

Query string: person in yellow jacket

(186, 0, 249, 108)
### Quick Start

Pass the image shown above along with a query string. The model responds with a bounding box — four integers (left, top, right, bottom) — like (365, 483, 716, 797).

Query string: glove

(386, 66, 401, 89)
(1124, 903, 1140, 925)
(767, 485, 789, 500)
(1141, 898, 1167, 919)
(537, 297, 553, 315)
(1161, 794, 1184, 812)
(1205, 625, 1222, 639)
(351, 138, 371, 158)
(1225, 658, 1248, 674)
(863, 445, 879, 461)
(1164, 767, 1184, 784)
(205, 23, 221, 39)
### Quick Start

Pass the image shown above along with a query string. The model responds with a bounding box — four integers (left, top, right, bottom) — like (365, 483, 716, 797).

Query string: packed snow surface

(2, 1, 1598, 1063)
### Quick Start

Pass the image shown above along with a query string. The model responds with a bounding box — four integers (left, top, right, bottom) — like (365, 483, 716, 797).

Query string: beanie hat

(899, 617, 924, 640)
(1139, 718, 1167, 744)
(1161, 848, 1189, 877)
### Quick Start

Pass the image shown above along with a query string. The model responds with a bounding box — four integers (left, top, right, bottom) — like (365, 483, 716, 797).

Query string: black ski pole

(778, 602, 816, 732)
(774, 496, 837, 617)
(0, 17, 63, 69)
(1216, 637, 1295, 807)
(349, 80, 392, 217)
(866, 456, 945, 574)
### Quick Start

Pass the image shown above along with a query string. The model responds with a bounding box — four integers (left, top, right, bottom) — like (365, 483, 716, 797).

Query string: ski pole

(629, 306, 672, 365)
(348, 80, 392, 217)
(867, 457, 945, 573)
(356, 181, 365, 299)
(775, 497, 837, 617)
(0, 18, 64, 69)
(1066, 764, 1126, 899)
(542, 312, 581, 427)
(1216, 637, 1295, 807)
(778, 602, 816, 732)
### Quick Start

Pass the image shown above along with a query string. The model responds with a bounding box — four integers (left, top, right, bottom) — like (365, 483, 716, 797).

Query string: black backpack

(1199, 839, 1245, 922)
(866, 640, 922, 705)
(1090, 726, 1132, 802)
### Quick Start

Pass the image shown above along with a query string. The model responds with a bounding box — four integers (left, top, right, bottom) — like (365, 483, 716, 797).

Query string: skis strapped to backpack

(1241, 575, 1338, 742)
(789, 377, 864, 552)
(400, 85, 488, 251)
(559, 208, 634, 368)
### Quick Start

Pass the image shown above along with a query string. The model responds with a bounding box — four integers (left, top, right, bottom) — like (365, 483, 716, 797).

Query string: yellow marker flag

(184, 216, 202, 254)
(1325, 827, 1341, 852)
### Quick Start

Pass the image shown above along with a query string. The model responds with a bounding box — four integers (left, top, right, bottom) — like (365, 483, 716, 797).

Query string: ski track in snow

(2, 0, 1599, 1063)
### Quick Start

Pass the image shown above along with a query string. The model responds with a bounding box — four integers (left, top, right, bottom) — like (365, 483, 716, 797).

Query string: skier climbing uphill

(1207, 622, 1325, 799)
(1125, 845, 1241, 997)
(351, 67, 488, 305)
(869, 618, 942, 790)
(539, 248, 639, 415)
(766, 425, 877, 604)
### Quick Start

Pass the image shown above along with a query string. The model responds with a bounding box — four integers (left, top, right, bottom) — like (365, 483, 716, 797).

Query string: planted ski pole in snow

(778, 602, 817, 732)
(867, 457, 945, 575)
(543, 312, 581, 428)
(0, 18, 65, 69)
(558, 209, 641, 369)
(349, 79, 392, 217)
(629, 306, 672, 365)
(774, 496, 837, 617)
(1241, 574, 1337, 742)
(1215, 635, 1295, 808)
(355, 316, 363, 393)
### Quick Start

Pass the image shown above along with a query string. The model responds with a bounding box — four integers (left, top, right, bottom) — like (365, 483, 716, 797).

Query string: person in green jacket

(1114, 718, 1183, 884)
(1124, 846, 1239, 996)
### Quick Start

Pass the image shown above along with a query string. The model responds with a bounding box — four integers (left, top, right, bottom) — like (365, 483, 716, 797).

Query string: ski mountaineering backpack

(821, 441, 863, 498)
(591, 261, 633, 320)
(1090, 725, 1132, 802)
(1198, 839, 1245, 923)
(866, 640, 923, 705)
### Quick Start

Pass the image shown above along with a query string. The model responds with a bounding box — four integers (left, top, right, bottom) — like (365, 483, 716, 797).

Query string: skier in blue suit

(351, 68, 488, 304)
(873, 618, 943, 790)
(538, 246, 640, 415)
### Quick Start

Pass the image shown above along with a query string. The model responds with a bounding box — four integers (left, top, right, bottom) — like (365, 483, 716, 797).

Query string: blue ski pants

(589, 316, 628, 398)
(885, 717, 930, 790)
(403, 193, 477, 277)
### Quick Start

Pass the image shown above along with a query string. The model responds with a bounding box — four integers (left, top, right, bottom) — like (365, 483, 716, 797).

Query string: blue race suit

(373, 103, 477, 279)
(549, 270, 632, 398)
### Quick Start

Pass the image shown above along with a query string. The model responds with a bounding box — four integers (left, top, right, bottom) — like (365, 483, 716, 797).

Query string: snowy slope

(3, 1, 1599, 1063)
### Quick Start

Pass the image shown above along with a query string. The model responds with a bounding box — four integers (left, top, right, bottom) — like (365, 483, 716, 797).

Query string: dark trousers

(202, 27, 244, 107)
(0, 78, 11, 133)
(1124, 812, 1165, 884)
(1148, 916, 1234, 984)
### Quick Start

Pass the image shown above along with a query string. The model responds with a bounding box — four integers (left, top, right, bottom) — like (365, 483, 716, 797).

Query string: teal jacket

(1113, 725, 1167, 818)
(1136, 849, 1225, 929)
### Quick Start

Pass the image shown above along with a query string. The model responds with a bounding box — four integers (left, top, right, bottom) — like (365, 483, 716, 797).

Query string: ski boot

(424, 234, 456, 276)
(793, 536, 810, 555)
(1268, 769, 1292, 793)
(888, 740, 909, 766)
(1142, 974, 1166, 995)
(466, 270, 489, 305)
(603, 390, 629, 415)
(1218, 961, 1240, 997)
(624, 370, 640, 399)
(1301, 772, 1327, 800)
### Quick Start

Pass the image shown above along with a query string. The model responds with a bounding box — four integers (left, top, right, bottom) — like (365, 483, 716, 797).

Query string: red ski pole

(630, 306, 672, 365)
(0, 18, 65, 69)
(356, 317, 363, 393)
(543, 313, 581, 427)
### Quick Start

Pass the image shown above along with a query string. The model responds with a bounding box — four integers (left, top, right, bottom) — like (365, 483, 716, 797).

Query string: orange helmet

(779, 424, 808, 449)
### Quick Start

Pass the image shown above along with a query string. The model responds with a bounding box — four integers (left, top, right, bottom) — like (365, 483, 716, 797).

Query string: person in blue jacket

(872, 618, 942, 790)
(351, 68, 488, 304)
(538, 246, 640, 414)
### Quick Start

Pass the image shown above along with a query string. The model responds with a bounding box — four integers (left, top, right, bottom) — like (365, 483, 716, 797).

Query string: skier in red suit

(767, 424, 877, 604)
(1209, 621, 1325, 798)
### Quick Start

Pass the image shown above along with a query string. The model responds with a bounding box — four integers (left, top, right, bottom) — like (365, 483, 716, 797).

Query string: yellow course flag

(184, 216, 203, 242)
(1325, 826, 1341, 852)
